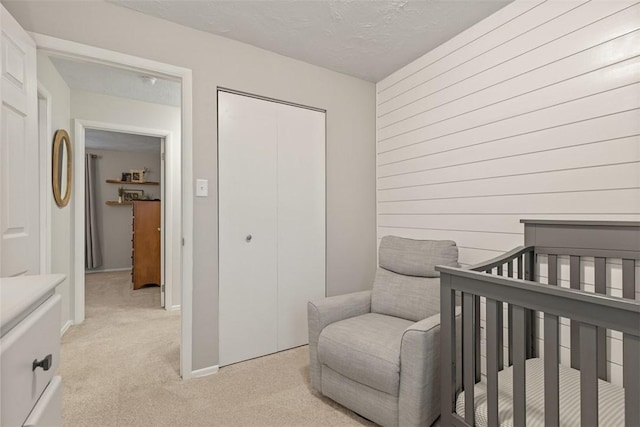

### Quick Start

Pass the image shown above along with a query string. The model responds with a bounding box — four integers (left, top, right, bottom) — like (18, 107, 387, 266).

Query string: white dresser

(1, 274, 65, 427)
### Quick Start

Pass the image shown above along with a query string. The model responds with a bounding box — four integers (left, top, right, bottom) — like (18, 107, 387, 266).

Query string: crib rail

(469, 245, 534, 274)
(472, 245, 537, 371)
(437, 220, 640, 427)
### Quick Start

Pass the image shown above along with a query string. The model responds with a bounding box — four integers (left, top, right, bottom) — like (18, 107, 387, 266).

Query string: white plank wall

(376, 0, 640, 384)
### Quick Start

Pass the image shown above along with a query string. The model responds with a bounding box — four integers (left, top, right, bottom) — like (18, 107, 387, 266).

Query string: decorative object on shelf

(121, 172, 131, 182)
(123, 189, 144, 202)
(130, 168, 145, 183)
(52, 129, 72, 207)
(117, 186, 124, 203)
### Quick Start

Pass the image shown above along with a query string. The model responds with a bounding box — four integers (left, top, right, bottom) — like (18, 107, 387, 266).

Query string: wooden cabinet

(132, 201, 161, 290)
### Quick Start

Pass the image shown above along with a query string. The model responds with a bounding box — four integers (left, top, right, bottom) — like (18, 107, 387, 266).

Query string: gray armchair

(308, 236, 459, 427)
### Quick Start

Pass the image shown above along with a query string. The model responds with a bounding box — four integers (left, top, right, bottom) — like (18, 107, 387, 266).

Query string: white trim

(30, 34, 182, 83)
(191, 365, 219, 378)
(160, 139, 166, 308)
(60, 320, 73, 337)
(375, 86, 379, 265)
(37, 84, 53, 275)
(73, 119, 85, 323)
(85, 267, 131, 274)
(181, 64, 194, 381)
(171, 305, 181, 311)
(33, 32, 194, 380)
(71, 120, 85, 324)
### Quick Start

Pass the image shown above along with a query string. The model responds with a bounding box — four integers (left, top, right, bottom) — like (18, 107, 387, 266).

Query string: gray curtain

(85, 154, 102, 269)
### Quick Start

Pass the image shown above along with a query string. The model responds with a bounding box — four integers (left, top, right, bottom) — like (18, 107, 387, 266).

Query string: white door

(219, 91, 325, 366)
(276, 103, 325, 350)
(219, 92, 279, 366)
(0, 6, 39, 277)
(160, 139, 165, 308)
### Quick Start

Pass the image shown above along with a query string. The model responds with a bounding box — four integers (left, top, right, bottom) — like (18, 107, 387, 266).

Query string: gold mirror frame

(52, 129, 72, 207)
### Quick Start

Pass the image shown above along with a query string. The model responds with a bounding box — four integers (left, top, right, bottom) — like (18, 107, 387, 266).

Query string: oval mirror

(52, 129, 72, 207)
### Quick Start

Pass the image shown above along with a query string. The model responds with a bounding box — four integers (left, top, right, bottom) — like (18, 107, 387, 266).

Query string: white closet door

(276, 103, 325, 351)
(1, 6, 39, 277)
(219, 92, 278, 366)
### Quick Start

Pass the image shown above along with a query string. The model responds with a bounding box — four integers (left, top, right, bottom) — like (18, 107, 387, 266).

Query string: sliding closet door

(276, 103, 325, 350)
(219, 92, 279, 366)
(219, 90, 326, 366)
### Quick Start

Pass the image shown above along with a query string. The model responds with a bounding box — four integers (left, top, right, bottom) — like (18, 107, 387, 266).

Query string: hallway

(60, 271, 179, 425)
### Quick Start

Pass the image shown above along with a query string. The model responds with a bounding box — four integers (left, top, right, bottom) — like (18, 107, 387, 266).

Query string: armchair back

(372, 236, 458, 322)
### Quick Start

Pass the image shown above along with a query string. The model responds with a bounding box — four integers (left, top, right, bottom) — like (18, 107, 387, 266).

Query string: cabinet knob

(246, 234, 252, 242)
(33, 354, 53, 371)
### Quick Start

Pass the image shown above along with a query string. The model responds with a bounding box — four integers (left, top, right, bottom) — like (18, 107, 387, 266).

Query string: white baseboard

(85, 267, 131, 274)
(60, 320, 74, 337)
(191, 365, 219, 378)
(170, 304, 181, 311)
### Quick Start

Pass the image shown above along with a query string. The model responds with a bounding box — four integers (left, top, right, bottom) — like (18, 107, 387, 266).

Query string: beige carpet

(59, 270, 374, 426)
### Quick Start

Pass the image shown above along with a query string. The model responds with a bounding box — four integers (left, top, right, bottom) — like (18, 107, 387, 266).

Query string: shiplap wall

(376, 0, 640, 385)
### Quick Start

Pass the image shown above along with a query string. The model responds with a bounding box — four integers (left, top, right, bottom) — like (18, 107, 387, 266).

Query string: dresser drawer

(23, 376, 62, 427)
(1, 294, 61, 427)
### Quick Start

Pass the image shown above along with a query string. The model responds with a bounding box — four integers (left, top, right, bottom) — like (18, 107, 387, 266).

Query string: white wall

(5, 1, 377, 370)
(86, 148, 161, 272)
(36, 51, 73, 331)
(72, 90, 180, 305)
(376, 0, 640, 385)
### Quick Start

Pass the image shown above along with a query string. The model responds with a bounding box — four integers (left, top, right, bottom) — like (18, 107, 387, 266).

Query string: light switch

(196, 179, 208, 197)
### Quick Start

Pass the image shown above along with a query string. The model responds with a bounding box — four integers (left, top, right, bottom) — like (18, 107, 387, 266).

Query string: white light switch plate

(196, 179, 208, 197)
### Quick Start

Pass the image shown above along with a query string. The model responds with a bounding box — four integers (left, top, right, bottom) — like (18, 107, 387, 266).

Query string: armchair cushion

(317, 313, 413, 396)
(379, 236, 458, 278)
(372, 268, 440, 322)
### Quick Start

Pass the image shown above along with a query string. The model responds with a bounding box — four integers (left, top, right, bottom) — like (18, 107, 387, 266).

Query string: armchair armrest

(307, 290, 372, 391)
(399, 308, 461, 427)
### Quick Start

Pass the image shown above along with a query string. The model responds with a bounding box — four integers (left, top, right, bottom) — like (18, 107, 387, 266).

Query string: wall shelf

(106, 201, 133, 206)
(106, 179, 159, 186)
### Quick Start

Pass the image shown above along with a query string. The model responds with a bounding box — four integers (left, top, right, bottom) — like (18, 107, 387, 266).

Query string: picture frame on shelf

(130, 168, 145, 183)
(123, 189, 144, 202)
(121, 172, 131, 182)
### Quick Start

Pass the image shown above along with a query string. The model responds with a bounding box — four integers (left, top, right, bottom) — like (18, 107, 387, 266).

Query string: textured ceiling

(50, 56, 181, 107)
(86, 129, 162, 153)
(109, 0, 512, 82)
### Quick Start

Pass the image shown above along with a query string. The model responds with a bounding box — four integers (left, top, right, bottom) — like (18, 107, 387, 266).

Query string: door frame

(32, 33, 195, 379)
(37, 83, 52, 275)
(75, 120, 174, 309)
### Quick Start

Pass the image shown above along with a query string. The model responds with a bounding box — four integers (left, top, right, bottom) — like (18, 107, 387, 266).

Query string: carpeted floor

(59, 270, 374, 426)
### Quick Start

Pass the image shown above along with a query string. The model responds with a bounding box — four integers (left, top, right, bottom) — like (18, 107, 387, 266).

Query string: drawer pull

(32, 354, 53, 371)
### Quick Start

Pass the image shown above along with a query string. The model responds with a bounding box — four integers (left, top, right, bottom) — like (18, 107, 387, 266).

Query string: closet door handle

(246, 234, 252, 242)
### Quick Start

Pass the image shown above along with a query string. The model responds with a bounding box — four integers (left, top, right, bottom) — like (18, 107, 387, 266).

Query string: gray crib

(436, 220, 640, 427)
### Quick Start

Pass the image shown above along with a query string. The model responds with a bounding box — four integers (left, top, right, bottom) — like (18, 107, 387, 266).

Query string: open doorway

(39, 53, 181, 309)
(35, 39, 193, 378)
(84, 129, 165, 304)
